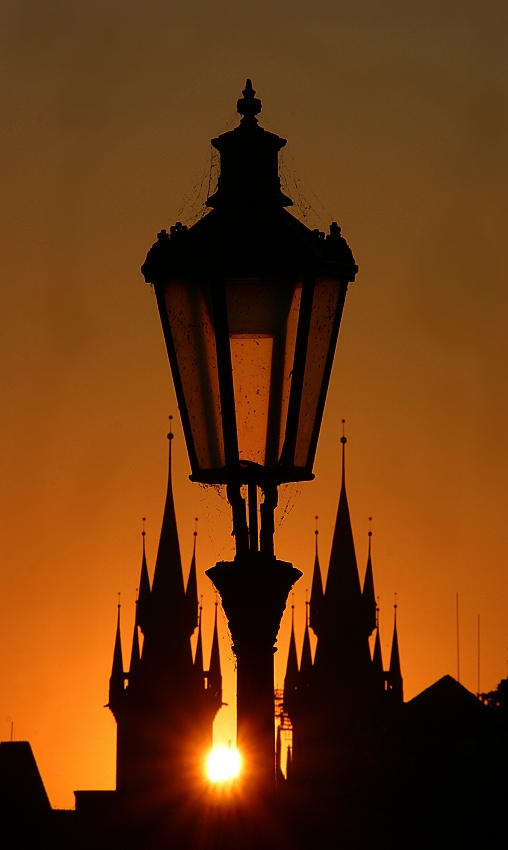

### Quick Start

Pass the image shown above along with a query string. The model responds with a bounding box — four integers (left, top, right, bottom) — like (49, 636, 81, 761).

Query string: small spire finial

(168, 415, 174, 440)
(394, 592, 398, 612)
(368, 516, 372, 538)
(237, 79, 262, 121)
(142, 517, 146, 538)
(340, 419, 347, 486)
(117, 592, 121, 610)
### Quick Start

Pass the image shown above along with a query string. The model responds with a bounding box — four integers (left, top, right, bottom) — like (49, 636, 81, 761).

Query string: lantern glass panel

(226, 278, 302, 467)
(162, 278, 225, 470)
(294, 276, 342, 468)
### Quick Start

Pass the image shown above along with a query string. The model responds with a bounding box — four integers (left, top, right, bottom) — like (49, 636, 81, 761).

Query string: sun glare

(206, 744, 241, 782)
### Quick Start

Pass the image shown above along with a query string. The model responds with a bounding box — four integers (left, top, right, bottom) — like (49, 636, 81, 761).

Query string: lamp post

(142, 81, 357, 791)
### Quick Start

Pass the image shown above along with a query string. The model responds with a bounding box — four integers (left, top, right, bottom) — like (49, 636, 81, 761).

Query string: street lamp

(142, 80, 357, 790)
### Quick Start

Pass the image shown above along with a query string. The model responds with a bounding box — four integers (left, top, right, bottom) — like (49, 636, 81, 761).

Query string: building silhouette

(2, 427, 508, 849)
(106, 430, 223, 817)
(278, 431, 507, 848)
(281, 431, 403, 790)
(2, 80, 508, 850)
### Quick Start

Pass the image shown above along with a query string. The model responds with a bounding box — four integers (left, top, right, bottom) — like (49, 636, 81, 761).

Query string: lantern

(142, 81, 357, 493)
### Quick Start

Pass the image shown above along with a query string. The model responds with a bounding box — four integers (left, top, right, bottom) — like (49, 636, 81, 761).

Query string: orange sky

(1, 0, 508, 809)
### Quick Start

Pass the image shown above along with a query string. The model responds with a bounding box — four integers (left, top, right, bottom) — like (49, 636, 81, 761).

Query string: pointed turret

(108, 602, 125, 717)
(372, 605, 385, 695)
(387, 601, 403, 704)
(325, 426, 362, 604)
(314, 423, 372, 688)
(283, 603, 299, 717)
(136, 522, 151, 635)
(309, 518, 324, 637)
(128, 598, 141, 684)
(362, 522, 377, 637)
(185, 522, 199, 637)
(149, 425, 185, 618)
(300, 601, 313, 686)
(141, 424, 193, 676)
(109, 428, 215, 801)
(194, 603, 204, 673)
(207, 601, 222, 705)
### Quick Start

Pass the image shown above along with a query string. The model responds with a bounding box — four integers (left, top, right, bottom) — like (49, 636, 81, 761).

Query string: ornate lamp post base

(206, 554, 302, 791)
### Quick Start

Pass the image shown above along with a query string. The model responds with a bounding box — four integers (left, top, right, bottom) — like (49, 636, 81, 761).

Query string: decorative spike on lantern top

(237, 79, 262, 122)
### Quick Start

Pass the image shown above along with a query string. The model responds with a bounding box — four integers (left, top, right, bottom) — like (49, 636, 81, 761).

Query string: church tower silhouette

(283, 425, 403, 786)
(107, 429, 222, 814)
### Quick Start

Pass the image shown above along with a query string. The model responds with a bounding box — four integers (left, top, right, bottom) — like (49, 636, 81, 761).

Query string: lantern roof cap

(141, 83, 358, 283)
(206, 80, 291, 210)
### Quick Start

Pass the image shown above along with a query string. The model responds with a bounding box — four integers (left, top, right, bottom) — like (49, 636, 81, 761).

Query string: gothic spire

(313, 422, 372, 686)
(208, 601, 222, 704)
(136, 519, 151, 635)
(372, 603, 385, 694)
(147, 423, 186, 636)
(128, 597, 141, 683)
(194, 602, 204, 673)
(388, 599, 403, 704)
(309, 517, 324, 637)
(139, 424, 194, 678)
(284, 601, 299, 716)
(324, 423, 363, 604)
(300, 600, 313, 683)
(362, 520, 377, 637)
(185, 520, 199, 637)
(108, 600, 125, 715)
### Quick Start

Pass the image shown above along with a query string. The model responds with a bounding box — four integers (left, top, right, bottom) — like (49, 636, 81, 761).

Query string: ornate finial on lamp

(237, 79, 262, 122)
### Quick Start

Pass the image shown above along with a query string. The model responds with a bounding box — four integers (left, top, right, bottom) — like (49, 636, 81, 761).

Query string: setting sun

(206, 745, 242, 782)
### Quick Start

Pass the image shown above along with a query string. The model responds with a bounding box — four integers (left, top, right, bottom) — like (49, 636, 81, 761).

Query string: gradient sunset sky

(1, 0, 507, 809)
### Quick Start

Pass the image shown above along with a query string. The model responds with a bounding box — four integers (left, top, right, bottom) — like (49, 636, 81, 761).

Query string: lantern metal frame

(143, 78, 357, 491)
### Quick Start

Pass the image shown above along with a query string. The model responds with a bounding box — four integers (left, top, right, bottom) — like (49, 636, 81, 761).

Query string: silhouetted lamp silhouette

(142, 80, 357, 791)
